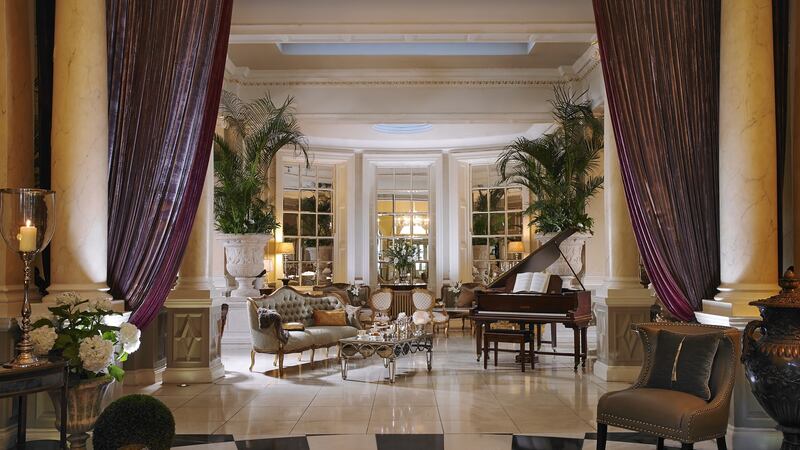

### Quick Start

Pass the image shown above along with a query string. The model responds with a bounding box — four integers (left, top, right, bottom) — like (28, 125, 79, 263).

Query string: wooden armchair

(596, 323, 740, 450)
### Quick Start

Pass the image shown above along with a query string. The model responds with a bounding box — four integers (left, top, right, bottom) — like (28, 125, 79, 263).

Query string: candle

(18, 220, 37, 252)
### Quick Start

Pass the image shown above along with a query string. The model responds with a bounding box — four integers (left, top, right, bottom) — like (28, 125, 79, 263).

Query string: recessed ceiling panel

(276, 42, 534, 56)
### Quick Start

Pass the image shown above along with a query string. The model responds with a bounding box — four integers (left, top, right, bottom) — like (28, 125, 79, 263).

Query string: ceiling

(226, 0, 598, 150)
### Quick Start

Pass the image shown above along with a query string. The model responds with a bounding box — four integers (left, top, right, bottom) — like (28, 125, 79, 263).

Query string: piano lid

(488, 228, 582, 289)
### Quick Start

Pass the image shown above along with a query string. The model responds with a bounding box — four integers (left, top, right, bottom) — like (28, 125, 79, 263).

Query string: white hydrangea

(84, 297, 113, 312)
(30, 326, 58, 355)
(78, 335, 114, 373)
(118, 322, 141, 354)
(55, 292, 83, 307)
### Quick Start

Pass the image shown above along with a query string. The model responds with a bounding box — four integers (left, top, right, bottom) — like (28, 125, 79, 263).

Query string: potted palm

(497, 86, 603, 287)
(214, 91, 308, 297)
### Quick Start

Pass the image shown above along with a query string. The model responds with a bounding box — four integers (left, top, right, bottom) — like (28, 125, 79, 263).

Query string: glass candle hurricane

(0, 188, 56, 368)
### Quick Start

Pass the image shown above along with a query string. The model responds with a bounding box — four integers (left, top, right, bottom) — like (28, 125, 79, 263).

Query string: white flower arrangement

(347, 284, 361, 297)
(30, 292, 141, 381)
(448, 282, 463, 295)
(412, 310, 431, 325)
(383, 239, 421, 274)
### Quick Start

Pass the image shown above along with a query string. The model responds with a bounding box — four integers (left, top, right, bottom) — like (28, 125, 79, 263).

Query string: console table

(0, 361, 68, 449)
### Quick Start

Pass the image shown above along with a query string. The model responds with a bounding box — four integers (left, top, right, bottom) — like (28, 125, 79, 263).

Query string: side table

(0, 361, 68, 449)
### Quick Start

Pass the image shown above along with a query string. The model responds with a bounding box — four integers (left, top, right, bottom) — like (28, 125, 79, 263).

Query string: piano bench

(483, 330, 534, 372)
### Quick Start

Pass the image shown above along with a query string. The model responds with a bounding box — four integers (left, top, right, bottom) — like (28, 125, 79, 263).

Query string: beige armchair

(596, 322, 740, 450)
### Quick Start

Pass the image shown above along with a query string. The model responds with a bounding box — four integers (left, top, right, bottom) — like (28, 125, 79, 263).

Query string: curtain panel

(107, 0, 233, 327)
(593, 0, 721, 321)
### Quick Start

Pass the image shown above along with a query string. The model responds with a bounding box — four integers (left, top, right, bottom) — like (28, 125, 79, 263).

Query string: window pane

(283, 213, 298, 236)
(413, 200, 428, 213)
(301, 239, 318, 261)
(300, 167, 316, 188)
(377, 215, 393, 237)
(317, 190, 332, 213)
(473, 213, 488, 235)
(301, 190, 316, 212)
(377, 170, 394, 190)
(471, 165, 488, 188)
(317, 214, 333, 236)
(319, 261, 333, 284)
(300, 214, 316, 235)
(395, 215, 411, 236)
(490, 189, 506, 211)
(284, 262, 298, 278)
(490, 213, 505, 235)
(508, 212, 523, 235)
(300, 261, 316, 285)
(395, 198, 412, 213)
(472, 189, 488, 212)
(414, 214, 429, 236)
(377, 194, 393, 213)
(395, 171, 411, 190)
(412, 171, 429, 190)
(507, 187, 523, 210)
(487, 166, 501, 186)
(283, 164, 299, 189)
(317, 166, 334, 189)
(489, 237, 505, 260)
(284, 238, 298, 261)
(283, 190, 299, 211)
(318, 239, 334, 261)
(413, 239, 429, 260)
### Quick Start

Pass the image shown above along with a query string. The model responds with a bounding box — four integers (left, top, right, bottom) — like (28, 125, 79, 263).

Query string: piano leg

(573, 328, 580, 371)
(475, 322, 483, 361)
(580, 327, 588, 368)
(535, 324, 542, 350)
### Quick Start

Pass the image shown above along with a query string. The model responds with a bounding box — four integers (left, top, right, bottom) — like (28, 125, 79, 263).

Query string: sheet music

(512, 272, 550, 293)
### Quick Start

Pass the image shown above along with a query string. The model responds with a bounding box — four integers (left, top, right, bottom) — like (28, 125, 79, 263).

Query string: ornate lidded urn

(743, 266, 800, 450)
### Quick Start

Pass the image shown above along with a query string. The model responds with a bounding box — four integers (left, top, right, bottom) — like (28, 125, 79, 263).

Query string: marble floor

(114, 329, 728, 449)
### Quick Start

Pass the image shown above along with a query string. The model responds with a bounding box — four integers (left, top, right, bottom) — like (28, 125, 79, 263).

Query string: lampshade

(276, 241, 295, 255)
(508, 241, 525, 254)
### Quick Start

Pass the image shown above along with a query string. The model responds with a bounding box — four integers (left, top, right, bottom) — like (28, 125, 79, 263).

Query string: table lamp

(276, 241, 295, 286)
(508, 241, 526, 260)
(0, 189, 56, 368)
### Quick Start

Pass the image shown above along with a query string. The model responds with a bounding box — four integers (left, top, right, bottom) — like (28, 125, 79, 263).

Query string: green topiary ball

(93, 394, 175, 450)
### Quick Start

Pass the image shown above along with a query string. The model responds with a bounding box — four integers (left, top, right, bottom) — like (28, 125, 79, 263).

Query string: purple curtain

(593, 0, 721, 321)
(107, 0, 233, 327)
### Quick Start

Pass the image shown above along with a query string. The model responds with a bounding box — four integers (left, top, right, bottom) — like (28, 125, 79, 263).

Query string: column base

(592, 286, 653, 382)
(593, 360, 642, 382)
(729, 425, 782, 450)
(712, 283, 779, 316)
(43, 283, 112, 302)
(163, 360, 225, 384)
(125, 366, 165, 386)
(221, 297, 254, 345)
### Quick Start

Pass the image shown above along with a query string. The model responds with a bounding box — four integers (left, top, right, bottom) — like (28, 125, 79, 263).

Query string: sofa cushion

(282, 331, 315, 353)
(313, 309, 347, 326)
(306, 326, 358, 346)
(598, 387, 708, 431)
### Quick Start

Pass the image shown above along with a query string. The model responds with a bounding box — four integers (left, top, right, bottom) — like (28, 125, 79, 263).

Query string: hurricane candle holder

(0, 188, 56, 368)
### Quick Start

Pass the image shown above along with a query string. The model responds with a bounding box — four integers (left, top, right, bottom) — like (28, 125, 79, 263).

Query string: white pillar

(593, 101, 653, 382)
(47, 0, 110, 300)
(163, 158, 224, 383)
(711, 0, 779, 317)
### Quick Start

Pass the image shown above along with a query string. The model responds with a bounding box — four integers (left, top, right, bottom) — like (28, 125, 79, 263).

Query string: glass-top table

(338, 332, 433, 383)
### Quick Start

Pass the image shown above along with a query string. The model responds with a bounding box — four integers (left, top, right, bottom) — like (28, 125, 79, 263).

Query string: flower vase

(48, 376, 114, 450)
(398, 270, 411, 284)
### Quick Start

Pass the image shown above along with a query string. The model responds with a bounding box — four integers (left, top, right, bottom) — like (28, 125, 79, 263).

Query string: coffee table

(338, 333, 433, 383)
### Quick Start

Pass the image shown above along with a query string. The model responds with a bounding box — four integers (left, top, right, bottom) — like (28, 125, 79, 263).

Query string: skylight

(372, 124, 433, 135)
(276, 42, 534, 56)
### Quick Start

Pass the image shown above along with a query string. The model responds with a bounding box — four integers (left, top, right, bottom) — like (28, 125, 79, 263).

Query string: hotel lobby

(0, 0, 797, 449)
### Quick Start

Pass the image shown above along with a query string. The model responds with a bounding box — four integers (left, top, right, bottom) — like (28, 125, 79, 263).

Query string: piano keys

(470, 228, 592, 371)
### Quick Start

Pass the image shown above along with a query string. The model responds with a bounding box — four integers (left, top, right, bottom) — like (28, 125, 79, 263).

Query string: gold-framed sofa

(247, 286, 359, 376)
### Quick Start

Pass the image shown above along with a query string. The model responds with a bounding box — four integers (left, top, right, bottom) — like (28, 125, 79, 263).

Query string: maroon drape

(774, 0, 789, 271)
(593, 0, 721, 321)
(107, 0, 233, 327)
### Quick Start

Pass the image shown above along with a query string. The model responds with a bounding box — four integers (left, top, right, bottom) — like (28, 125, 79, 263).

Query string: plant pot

(535, 232, 590, 289)
(218, 233, 270, 298)
(48, 376, 114, 450)
(743, 269, 800, 450)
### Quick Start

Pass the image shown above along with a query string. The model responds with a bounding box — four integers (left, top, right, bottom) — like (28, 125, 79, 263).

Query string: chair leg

(278, 353, 285, 377)
(483, 335, 489, 369)
(715, 437, 727, 450)
(273, 355, 278, 366)
(596, 423, 607, 450)
(551, 322, 558, 348)
(310, 348, 315, 366)
(249, 350, 256, 371)
(681, 444, 693, 450)
(529, 341, 535, 370)
(657, 437, 665, 450)
(494, 341, 498, 366)
(519, 342, 525, 373)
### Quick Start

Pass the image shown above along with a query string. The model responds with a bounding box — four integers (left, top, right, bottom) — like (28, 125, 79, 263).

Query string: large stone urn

(743, 267, 800, 450)
(48, 376, 114, 450)
(218, 233, 270, 298)
(535, 232, 590, 288)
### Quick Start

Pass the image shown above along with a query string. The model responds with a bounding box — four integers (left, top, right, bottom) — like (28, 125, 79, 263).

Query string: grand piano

(470, 228, 592, 371)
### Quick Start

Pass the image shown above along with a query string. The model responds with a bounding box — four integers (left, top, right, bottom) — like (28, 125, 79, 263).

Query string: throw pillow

(456, 287, 477, 308)
(344, 305, 363, 329)
(646, 329, 722, 400)
(313, 309, 347, 326)
(283, 322, 305, 331)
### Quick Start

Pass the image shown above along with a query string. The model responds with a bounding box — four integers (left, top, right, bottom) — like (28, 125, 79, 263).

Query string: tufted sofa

(247, 286, 359, 376)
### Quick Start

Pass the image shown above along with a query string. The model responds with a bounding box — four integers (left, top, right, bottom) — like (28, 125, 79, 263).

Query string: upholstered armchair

(412, 289, 448, 335)
(368, 288, 393, 323)
(440, 282, 485, 331)
(596, 323, 740, 450)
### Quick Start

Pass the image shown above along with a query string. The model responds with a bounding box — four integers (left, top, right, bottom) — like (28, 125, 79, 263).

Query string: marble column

(46, 0, 110, 300)
(695, 1, 781, 447)
(708, 0, 779, 317)
(592, 102, 653, 382)
(163, 157, 224, 383)
(0, 0, 35, 318)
